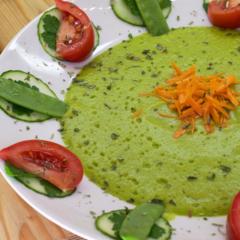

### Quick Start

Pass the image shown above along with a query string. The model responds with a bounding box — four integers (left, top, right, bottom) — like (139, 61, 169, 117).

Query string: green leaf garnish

(5, 163, 73, 197)
(43, 15, 60, 33)
(109, 210, 128, 239)
(149, 224, 166, 238)
(5, 163, 35, 178)
(42, 15, 60, 50)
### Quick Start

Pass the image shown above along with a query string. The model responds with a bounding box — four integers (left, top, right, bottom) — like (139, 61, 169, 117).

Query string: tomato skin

(55, 0, 94, 62)
(208, 0, 240, 29)
(227, 192, 240, 240)
(0, 140, 84, 191)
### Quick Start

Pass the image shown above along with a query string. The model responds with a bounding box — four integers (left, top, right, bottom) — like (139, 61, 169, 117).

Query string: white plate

(0, 1, 227, 239)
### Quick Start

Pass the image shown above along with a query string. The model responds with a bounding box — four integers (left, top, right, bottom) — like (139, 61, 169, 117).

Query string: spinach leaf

(5, 163, 73, 197)
(42, 32, 58, 50)
(5, 163, 35, 178)
(108, 210, 128, 239)
(39, 178, 65, 197)
(149, 224, 166, 238)
(42, 15, 60, 50)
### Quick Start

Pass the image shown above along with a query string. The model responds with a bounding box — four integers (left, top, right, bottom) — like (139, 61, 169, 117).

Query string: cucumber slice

(203, 0, 210, 13)
(119, 203, 165, 240)
(5, 163, 75, 198)
(96, 209, 129, 238)
(38, 8, 100, 59)
(96, 208, 171, 240)
(111, 0, 171, 27)
(159, 0, 172, 18)
(148, 218, 172, 240)
(93, 24, 100, 50)
(38, 8, 61, 59)
(111, 0, 143, 26)
(0, 70, 56, 122)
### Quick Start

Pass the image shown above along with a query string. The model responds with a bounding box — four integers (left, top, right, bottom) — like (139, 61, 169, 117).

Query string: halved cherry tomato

(55, 0, 94, 62)
(227, 192, 240, 240)
(208, 0, 240, 29)
(0, 140, 83, 191)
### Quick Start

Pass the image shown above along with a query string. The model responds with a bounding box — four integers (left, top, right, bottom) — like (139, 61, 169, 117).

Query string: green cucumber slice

(159, 0, 172, 18)
(93, 24, 100, 50)
(0, 77, 67, 118)
(96, 207, 171, 240)
(111, 0, 143, 26)
(38, 8, 100, 59)
(0, 70, 56, 122)
(119, 203, 165, 240)
(5, 163, 75, 198)
(148, 218, 172, 240)
(111, 0, 171, 27)
(96, 209, 129, 238)
(38, 8, 61, 59)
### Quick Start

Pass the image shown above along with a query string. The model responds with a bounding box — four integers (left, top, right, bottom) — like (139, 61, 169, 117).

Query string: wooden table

(0, 1, 75, 239)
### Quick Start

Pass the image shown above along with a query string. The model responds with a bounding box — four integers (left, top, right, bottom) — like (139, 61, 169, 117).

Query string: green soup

(62, 27, 240, 216)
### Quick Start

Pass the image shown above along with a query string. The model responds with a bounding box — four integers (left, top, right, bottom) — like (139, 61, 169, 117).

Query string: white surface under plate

(0, 0, 226, 239)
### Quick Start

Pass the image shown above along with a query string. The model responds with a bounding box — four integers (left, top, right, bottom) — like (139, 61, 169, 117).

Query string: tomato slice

(227, 192, 240, 240)
(208, 0, 240, 28)
(0, 140, 83, 191)
(55, 0, 94, 62)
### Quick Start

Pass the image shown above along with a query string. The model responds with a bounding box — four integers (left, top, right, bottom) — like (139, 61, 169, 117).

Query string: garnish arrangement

(2, 0, 240, 240)
(38, 0, 99, 61)
(145, 64, 240, 138)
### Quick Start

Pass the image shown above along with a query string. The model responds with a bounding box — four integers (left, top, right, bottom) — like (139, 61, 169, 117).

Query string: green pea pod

(135, 0, 169, 36)
(119, 203, 165, 240)
(0, 77, 67, 117)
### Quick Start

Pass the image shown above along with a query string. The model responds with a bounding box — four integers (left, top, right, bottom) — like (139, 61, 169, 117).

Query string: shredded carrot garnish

(147, 64, 240, 138)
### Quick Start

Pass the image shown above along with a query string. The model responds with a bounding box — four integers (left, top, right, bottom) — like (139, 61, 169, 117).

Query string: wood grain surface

(0, 0, 54, 52)
(0, 1, 79, 239)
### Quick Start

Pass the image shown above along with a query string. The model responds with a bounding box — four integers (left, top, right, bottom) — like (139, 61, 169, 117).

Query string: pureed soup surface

(62, 27, 240, 216)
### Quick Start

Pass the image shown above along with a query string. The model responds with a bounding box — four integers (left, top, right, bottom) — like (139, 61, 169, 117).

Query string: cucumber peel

(5, 163, 75, 198)
(0, 70, 57, 122)
(95, 209, 129, 238)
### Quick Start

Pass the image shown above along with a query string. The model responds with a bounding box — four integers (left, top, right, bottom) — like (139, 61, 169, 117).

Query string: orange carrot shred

(174, 128, 186, 139)
(158, 112, 176, 118)
(172, 62, 182, 76)
(144, 63, 240, 138)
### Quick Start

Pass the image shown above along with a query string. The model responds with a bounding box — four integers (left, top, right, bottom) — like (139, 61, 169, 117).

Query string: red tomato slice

(55, 0, 94, 62)
(208, 0, 240, 28)
(227, 192, 240, 240)
(0, 140, 83, 191)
